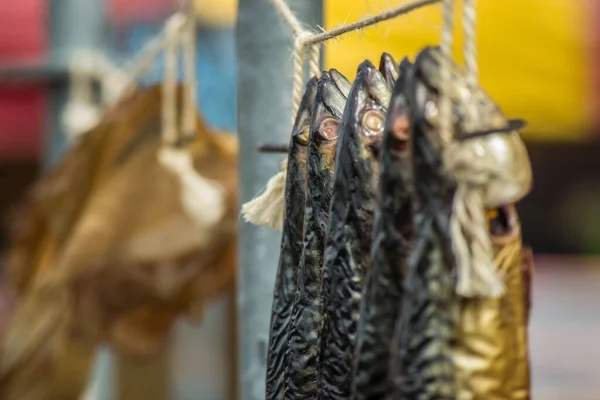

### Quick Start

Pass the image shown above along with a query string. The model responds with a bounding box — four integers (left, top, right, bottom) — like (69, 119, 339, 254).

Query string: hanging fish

(453, 205, 532, 400)
(390, 47, 459, 400)
(0, 84, 238, 400)
(284, 70, 350, 400)
(266, 77, 318, 400)
(351, 57, 413, 400)
(317, 60, 391, 400)
(378, 53, 400, 87)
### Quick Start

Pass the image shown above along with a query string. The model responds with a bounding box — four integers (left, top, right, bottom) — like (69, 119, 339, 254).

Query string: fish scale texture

(284, 138, 335, 400)
(352, 137, 412, 399)
(318, 85, 380, 399)
(389, 109, 458, 399)
(265, 79, 316, 400)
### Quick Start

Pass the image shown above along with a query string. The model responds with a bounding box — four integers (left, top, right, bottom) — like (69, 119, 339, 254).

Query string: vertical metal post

(236, 1, 323, 399)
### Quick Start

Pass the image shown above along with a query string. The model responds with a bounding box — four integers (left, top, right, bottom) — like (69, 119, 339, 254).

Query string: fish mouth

(487, 204, 519, 244)
(349, 62, 390, 139)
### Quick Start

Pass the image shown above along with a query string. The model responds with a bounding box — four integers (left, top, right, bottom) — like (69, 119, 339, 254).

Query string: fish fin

(241, 159, 287, 231)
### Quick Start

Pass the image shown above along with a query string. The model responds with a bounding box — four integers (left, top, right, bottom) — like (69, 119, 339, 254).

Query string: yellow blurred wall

(194, 0, 238, 27)
(193, 0, 593, 140)
(325, 0, 592, 140)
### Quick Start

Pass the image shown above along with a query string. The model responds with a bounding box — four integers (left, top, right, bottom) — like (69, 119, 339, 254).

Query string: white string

(162, 14, 185, 145)
(463, 0, 478, 88)
(440, 0, 454, 146)
(309, 44, 321, 82)
(182, 6, 198, 139)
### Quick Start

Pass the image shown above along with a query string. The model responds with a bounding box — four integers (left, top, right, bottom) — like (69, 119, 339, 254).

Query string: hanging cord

(440, 0, 506, 298)
(158, 4, 227, 229)
(439, 0, 453, 146)
(162, 13, 187, 146)
(62, 51, 102, 140)
(463, 0, 478, 88)
(309, 44, 321, 80)
(182, 2, 198, 140)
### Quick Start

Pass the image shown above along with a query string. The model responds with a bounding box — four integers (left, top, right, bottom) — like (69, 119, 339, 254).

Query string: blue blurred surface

(116, 23, 237, 133)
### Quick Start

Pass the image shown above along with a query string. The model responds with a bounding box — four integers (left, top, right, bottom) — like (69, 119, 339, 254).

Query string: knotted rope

(270, 0, 441, 124)
(440, 0, 510, 298)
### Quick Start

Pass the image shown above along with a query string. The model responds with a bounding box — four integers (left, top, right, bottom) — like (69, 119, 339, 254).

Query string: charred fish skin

(318, 61, 390, 400)
(351, 57, 413, 400)
(391, 48, 458, 400)
(379, 53, 400, 87)
(266, 77, 318, 400)
(284, 71, 349, 400)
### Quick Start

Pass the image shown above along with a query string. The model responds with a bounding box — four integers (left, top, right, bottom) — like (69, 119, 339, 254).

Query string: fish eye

(294, 129, 310, 145)
(424, 100, 439, 125)
(318, 118, 339, 140)
(361, 110, 385, 137)
(392, 115, 410, 142)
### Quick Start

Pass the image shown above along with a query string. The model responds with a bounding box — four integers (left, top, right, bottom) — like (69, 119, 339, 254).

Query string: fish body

(266, 78, 318, 400)
(390, 47, 459, 400)
(351, 57, 413, 400)
(453, 205, 531, 400)
(284, 70, 350, 400)
(318, 61, 390, 400)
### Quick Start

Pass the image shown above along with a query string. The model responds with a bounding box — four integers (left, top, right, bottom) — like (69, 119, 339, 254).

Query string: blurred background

(0, 0, 598, 399)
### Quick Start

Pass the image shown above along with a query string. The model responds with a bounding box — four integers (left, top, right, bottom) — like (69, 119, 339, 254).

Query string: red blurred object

(0, 86, 45, 160)
(0, 0, 46, 63)
(0, 0, 47, 161)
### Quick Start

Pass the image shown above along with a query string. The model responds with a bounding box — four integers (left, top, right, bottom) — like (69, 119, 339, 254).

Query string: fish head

(412, 46, 533, 207)
(384, 57, 413, 154)
(308, 71, 349, 174)
(342, 60, 391, 168)
(381, 57, 413, 192)
(290, 77, 319, 164)
(329, 68, 352, 97)
(378, 52, 400, 87)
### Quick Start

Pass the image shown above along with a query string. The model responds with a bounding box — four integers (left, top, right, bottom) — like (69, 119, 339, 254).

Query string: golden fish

(453, 205, 531, 400)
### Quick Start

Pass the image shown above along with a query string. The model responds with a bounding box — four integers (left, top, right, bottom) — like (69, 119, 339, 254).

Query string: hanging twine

(309, 44, 321, 80)
(162, 13, 186, 145)
(439, 0, 506, 298)
(182, 3, 198, 139)
(463, 0, 478, 88)
(439, 0, 454, 146)
(62, 51, 102, 140)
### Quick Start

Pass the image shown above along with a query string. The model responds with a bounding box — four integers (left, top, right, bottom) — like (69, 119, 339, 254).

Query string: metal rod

(257, 143, 290, 153)
(236, 1, 322, 399)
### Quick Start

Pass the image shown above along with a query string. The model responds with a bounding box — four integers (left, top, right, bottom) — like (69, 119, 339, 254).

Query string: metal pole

(236, 1, 323, 399)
